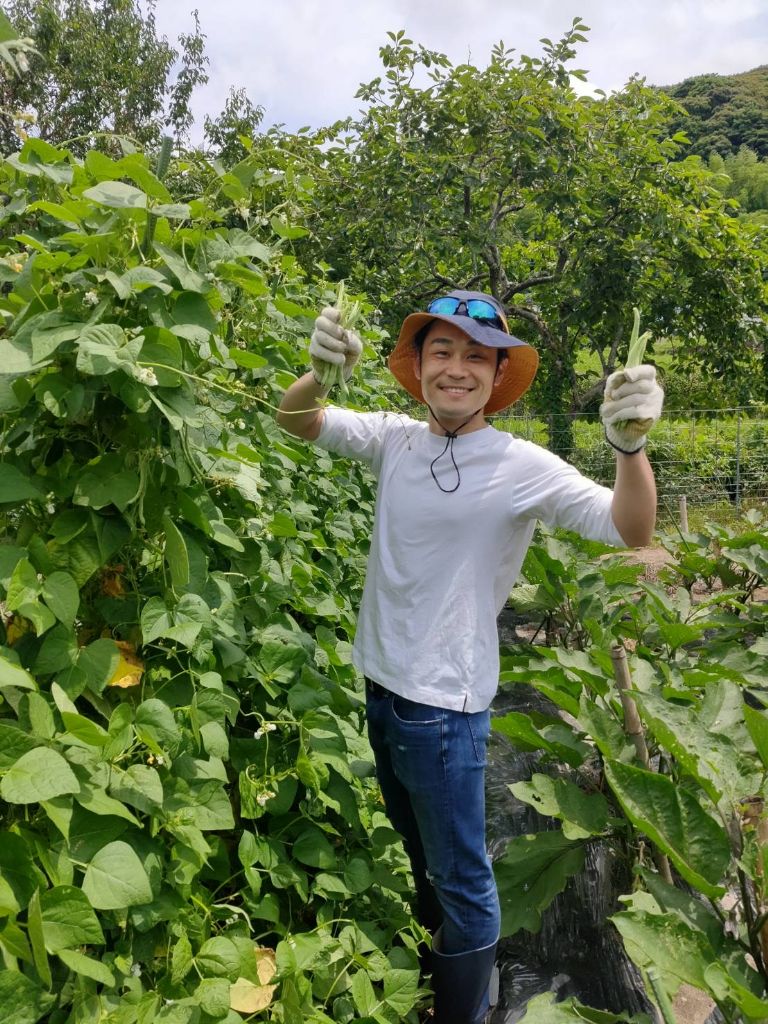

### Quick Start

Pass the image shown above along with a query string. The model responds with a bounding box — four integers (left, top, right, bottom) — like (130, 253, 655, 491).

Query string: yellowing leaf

(107, 641, 144, 689)
(6, 616, 32, 646)
(101, 570, 125, 597)
(229, 947, 277, 1013)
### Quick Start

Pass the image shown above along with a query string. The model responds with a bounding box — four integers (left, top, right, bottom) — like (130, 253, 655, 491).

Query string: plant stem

(611, 641, 674, 884)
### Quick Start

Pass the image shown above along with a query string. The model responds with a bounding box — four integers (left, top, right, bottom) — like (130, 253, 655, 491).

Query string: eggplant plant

(497, 517, 768, 1023)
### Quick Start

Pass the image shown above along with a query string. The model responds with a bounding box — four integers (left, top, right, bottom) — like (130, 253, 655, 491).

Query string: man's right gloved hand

(309, 307, 362, 387)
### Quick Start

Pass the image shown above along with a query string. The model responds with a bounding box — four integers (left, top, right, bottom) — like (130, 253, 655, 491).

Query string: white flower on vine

(83, 290, 99, 306)
(256, 791, 276, 806)
(130, 963, 142, 977)
(135, 366, 159, 387)
(17, 53, 30, 73)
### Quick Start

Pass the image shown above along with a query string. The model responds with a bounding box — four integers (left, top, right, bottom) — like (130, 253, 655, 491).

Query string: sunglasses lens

(466, 300, 501, 321)
(426, 295, 510, 334)
(427, 297, 460, 315)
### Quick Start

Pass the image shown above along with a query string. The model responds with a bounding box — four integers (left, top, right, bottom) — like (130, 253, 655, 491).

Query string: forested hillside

(659, 65, 768, 158)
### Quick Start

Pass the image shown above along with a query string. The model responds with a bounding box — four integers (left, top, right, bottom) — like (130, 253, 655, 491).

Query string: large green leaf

(635, 689, 759, 805)
(493, 711, 590, 768)
(38, 885, 104, 951)
(109, 764, 164, 814)
(0, 723, 37, 767)
(74, 454, 140, 511)
(509, 774, 610, 839)
(41, 571, 79, 626)
(292, 826, 337, 869)
(383, 969, 419, 1016)
(704, 961, 768, 1018)
(0, 655, 37, 692)
(26, 890, 51, 988)
(154, 242, 210, 293)
(0, 833, 37, 915)
(82, 180, 148, 209)
(0, 970, 56, 1023)
(56, 948, 115, 986)
(135, 698, 181, 749)
(195, 935, 260, 983)
(1, 748, 79, 804)
(0, 464, 44, 504)
(81, 840, 153, 910)
(604, 760, 729, 897)
(744, 704, 768, 769)
(6, 558, 39, 609)
(516, 993, 641, 1023)
(351, 969, 377, 1017)
(493, 831, 585, 937)
(612, 907, 721, 993)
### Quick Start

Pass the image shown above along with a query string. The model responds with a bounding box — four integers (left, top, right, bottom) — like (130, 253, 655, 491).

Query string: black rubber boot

(430, 929, 499, 1024)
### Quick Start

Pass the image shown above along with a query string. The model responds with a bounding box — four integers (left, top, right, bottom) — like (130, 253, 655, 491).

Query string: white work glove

(309, 307, 362, 386)
(600, 364, 664, 454)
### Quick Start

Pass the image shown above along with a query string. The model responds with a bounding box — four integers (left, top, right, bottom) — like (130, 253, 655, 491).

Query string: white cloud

(152, 0, 768, 139)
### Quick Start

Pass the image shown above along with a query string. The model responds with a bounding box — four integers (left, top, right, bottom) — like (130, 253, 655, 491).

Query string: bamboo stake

(610, 643, 674, 885)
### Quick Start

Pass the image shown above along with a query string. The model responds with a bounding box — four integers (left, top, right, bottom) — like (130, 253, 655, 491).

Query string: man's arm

(600, 363, 664, 547)
(275, 306, 362, 441)
(611, 451, 657, 547)
(276, 372, 329, 441)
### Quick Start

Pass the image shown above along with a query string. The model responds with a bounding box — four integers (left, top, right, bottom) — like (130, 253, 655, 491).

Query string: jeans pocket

(467, 709, 491, 766)
(391, 695, 442, 726)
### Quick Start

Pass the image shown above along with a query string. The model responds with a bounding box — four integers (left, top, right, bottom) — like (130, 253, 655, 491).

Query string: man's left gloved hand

(600, 365, 664, 454)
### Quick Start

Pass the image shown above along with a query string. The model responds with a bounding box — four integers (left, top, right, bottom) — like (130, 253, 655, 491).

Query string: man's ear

(413, 349, 422, 382)
(493, 355, 509, 388)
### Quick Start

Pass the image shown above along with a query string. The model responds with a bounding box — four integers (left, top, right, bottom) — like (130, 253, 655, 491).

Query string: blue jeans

(365, 678, 500, 955)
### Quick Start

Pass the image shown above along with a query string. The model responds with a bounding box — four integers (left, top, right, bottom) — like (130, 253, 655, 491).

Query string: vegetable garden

(0, 42, 768, 1024)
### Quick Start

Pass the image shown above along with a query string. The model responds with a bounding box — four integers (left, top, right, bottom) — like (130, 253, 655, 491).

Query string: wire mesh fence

(490, 407, 768, 529)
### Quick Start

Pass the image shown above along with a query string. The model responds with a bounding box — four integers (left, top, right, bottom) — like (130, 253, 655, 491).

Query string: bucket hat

(388, 290, 539, 414)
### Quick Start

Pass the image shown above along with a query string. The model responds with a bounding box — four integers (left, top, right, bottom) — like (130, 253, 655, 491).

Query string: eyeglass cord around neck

(425, 404, 484, 493)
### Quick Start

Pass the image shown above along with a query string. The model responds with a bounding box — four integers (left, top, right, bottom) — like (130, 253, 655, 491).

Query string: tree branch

(504, 274, 556, 298)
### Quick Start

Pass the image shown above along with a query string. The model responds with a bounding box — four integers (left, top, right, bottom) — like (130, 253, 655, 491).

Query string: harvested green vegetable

(625, 307, 651, 369)
(315, 281, 362, 398)
(614, 306, 654, 438)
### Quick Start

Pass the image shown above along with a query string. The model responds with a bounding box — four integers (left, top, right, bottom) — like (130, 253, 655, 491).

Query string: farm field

(2, 6, 768, 1021)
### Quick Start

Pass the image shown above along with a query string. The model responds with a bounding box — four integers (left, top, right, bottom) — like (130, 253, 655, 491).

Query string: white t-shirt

(315, 409, 625, 712)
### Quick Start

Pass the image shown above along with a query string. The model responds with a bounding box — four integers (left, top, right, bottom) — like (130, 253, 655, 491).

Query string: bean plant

(0, 138, 424, 1024)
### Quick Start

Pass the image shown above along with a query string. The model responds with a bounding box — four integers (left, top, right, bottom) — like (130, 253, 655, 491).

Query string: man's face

(413, 320, 508, 430)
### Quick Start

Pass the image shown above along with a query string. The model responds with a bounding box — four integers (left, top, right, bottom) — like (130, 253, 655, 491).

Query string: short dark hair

(413, 321, 507, 368)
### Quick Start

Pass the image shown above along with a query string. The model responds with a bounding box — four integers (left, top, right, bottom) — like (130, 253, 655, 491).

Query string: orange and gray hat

(388, 290, 539, 414)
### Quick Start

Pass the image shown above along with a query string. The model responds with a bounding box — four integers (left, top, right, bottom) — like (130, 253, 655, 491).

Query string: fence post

(679, 495, 689, 533)
(735, 407, 742, 508)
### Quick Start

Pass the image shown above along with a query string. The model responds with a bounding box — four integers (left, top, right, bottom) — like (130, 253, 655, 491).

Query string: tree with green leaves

(306, 24, 767, 448)
(0, 0, 209, 154)
(203, 86, 264, 165)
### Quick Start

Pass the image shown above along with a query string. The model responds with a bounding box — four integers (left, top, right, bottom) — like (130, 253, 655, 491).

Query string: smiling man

(276, 290, 663, 1024)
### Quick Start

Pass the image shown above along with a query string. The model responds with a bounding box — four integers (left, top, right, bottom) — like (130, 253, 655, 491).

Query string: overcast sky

(153, 0, 768, 140)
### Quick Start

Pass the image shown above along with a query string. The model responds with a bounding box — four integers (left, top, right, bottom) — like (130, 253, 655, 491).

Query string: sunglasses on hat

(427, 296, 510, 334)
